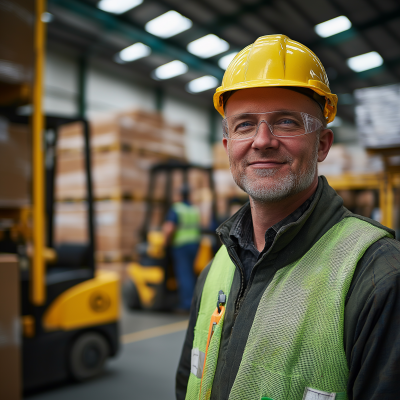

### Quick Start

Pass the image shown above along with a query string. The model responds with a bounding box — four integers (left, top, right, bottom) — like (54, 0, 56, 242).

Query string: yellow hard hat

(214, 34, 338, 123)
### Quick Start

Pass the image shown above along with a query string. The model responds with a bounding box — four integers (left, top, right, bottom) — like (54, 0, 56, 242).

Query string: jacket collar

(216, 176, 394, 267)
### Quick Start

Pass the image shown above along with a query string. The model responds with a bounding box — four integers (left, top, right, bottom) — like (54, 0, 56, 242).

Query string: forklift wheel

(123, 279, 142, 310)
(69, 332, 109, 381)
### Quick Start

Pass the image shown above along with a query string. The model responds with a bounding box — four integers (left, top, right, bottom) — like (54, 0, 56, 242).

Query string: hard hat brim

(214, 79, 338, 124)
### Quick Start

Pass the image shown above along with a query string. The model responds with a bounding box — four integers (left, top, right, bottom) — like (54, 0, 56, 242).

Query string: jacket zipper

(217, 232, 246, 317)
(229, 228, 287, 322)
(227, 246, 245, 314)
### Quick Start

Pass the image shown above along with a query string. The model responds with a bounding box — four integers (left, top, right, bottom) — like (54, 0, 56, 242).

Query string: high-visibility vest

(186, 217, 391, 400)
(172, 202, 201, 247)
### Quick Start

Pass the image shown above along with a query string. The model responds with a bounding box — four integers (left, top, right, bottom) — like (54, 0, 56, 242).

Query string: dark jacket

(176, 176, 400, 400)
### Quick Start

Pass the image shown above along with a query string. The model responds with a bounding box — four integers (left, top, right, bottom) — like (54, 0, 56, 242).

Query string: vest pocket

(260, 370, 304, 400)
(229, 365, 304, 399)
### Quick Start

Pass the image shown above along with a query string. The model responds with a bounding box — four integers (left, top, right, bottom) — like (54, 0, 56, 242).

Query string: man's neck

(250, 179, 318, 252)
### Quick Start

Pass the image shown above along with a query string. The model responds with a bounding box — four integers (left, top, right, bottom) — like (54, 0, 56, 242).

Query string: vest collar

(216, 176, 394, 266)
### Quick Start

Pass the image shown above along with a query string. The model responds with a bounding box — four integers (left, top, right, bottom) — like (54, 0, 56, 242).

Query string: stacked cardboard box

(55, 110, 185, 201)
(318, 144, 383, 176)
(212, 142, 247, 219)
(54, 109, 187, 262)
(0, 119, 31, 207)
(54, 200, 165, 262)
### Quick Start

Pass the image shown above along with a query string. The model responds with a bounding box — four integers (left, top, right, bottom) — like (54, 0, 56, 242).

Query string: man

(176, 35, 400, 400)
(163, 184, 201, 311)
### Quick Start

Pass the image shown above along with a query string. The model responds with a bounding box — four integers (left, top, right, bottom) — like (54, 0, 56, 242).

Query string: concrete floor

(25, 306, 189, 400)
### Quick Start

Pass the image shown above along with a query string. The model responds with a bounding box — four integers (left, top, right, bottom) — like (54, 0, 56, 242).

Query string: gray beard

(229, 142, 318, 204)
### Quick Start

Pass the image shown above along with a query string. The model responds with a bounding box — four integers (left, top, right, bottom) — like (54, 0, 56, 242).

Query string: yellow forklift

(325, 167, 400, 230)
(0, 0, 120, 392)
(123, 161, 217, 311)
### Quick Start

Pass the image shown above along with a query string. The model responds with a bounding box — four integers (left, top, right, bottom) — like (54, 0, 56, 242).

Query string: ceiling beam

(333, 55, 400, 85)
(308, 6, 400, 48)
(49, 0, 400, 91)
(328, 0, 400, 80)
(49, 0, 224, 80)
(284, 0, 400, 88)
(156, 0, 277, 45)
(203, 0, 279, 41)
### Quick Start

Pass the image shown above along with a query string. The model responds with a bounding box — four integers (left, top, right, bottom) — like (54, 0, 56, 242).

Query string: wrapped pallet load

(54, 109, 186, 264)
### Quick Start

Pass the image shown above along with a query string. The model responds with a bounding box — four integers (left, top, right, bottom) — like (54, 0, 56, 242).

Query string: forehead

(224, 87, 319, 117)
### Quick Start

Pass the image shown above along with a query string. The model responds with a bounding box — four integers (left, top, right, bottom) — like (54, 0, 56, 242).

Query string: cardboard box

(55, 151, 166, 200)
(0, 255, 21, 400)
(0, 0, 34, 89)
(55, 109, 187, 201)
(318, 144, 350, 176)
(213, 142, 230, 170)
(213, 169, 245, 197)
(54, 200, 165, 261)
(57, 111, 186, 159)
(355, 84, 400, 149)
(318, 144, 383, 177)
(0, 119, 31, 207)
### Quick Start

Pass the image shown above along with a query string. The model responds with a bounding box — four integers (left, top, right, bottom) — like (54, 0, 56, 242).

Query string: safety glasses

(222, 111, 323, 140)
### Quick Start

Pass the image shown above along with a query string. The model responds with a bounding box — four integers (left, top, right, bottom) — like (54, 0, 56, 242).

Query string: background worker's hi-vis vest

(172, 202, 201, 247)
(186, 217, 391, 400)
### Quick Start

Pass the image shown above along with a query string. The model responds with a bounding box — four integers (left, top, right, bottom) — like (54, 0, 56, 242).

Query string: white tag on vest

(303, 387, 336, 400)
(191, 348, 205, 379)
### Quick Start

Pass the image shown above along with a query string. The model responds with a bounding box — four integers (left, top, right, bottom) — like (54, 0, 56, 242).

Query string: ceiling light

(314, 16, 352, 38)
(153, 60, 188, 80)
(218, 52, 238, 70)
(117, 43, 151, 63)
(187, 34, 229, 59)
(145, 11, 192, 39)
(347, 51, 383, 72)
(98, 0, 143, 14)
(187, 76, 219, 93)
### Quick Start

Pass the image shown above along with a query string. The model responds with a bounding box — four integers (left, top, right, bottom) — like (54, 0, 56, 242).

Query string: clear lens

(222, 111, 322, 140)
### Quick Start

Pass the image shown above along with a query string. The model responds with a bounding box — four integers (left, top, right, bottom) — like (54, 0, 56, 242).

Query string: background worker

(176, 35, 400, 400)
(163, 185, 201, 311)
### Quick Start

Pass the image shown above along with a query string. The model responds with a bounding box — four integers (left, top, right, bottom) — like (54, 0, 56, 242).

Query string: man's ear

(222, 137, 229, 154)
(317, 129, 334, 162)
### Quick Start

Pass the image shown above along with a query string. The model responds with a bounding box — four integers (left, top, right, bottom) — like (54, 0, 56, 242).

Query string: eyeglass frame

(222, 110, 324, 140)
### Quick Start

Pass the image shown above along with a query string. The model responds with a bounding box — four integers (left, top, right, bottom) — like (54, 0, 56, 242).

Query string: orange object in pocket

(199, 305, 225, 393)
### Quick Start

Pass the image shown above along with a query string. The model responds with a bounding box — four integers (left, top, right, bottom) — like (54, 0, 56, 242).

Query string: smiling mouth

(248, 161, 285, 167)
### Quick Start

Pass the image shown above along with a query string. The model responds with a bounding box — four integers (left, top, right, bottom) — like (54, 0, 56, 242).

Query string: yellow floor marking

(121, 320, 189, 344)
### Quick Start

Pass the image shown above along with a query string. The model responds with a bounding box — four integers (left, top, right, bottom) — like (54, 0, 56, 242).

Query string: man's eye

(236, 121, 254, 130)
(278, 118, 296, 125)
(275, 118, 302, 128)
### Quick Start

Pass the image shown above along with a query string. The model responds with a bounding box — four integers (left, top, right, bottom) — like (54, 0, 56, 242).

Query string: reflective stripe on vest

(172, 202, 201, 247)
(186, 217, 391, 400)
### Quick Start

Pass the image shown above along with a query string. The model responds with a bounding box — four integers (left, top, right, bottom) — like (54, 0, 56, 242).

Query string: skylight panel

(187, 76, 219, 93)
(145, 11, 192, 39)
(153, 60, 188, 80)
(218, 52, 238, 70)
(117, 43, 151, 62)
(314, 16, 352, 38)
(187, 35, 229, 59)
(347, 51, 383, 72)
(98, 0, 143, 15)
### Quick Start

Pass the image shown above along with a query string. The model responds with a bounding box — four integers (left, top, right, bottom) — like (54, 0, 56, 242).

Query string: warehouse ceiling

(46, 0, 400, 125)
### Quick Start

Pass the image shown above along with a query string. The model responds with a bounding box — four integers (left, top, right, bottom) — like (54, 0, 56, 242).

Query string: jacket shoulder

(356, 236, 400, 287)
(344, 214, 395, 238)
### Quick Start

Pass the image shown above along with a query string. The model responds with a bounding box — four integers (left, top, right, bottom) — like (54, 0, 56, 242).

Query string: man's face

(223, 87, 332, 203)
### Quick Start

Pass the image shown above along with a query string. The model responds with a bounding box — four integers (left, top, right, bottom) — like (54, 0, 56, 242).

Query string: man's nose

(251, 120, 279, 149)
